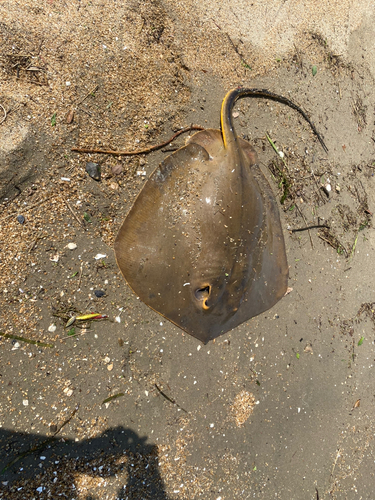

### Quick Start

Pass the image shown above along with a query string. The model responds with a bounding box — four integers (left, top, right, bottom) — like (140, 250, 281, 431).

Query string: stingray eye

(195, 286, 211, 309)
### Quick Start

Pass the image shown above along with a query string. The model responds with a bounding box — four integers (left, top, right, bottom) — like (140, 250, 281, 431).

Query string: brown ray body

(114, 88, 327, 343)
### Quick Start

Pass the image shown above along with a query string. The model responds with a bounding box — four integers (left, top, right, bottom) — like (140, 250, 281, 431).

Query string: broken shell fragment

(322, 183, 331, 197)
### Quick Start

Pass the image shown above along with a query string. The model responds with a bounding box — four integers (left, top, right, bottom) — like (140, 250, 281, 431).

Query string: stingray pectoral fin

(223, 160, 288, 333)
(114, 141, 212, 327)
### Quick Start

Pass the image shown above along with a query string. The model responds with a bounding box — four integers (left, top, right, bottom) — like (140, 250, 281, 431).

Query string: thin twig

(291, 224, 330, 233)
(331, 448, 341, 477)
(77, 262, 83, 291)
(317, 234, 331, 245)
(0, 104, 7, 125)
(225, 33, 251, 69)
(211, 19, 251, 69)
(28, 231, 44, 253)
(71, 125, 205, 156)
(310, 171, 327, 203)
(76, 85, 99, 107)
(295, 205, 314, 248)
(60, 329, 89, 341)
(26, 80, 48, 87)
(63, 199, 84, 227)
(318, 230, 347, 256)
(155, 384, 188, 413)
(318, 234, 345, 256)
(77, 106, 92, 117)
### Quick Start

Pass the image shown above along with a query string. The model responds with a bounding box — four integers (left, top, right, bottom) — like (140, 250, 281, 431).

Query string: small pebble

(111, 164, 123, 175)
(107, 363, 113, 371)
(66, 109, 74, 124)
(23, 400, 29, 406)
(17, 215, 25, 224)
(86, 162, 101, 181)
(94, 290, 105, 297)
(104, 356, 111, 364)
(48, 324, 57, 333)
(67, 243, 77, 250)
(322, 184, 331, 197)
(109, 182, 119, 190)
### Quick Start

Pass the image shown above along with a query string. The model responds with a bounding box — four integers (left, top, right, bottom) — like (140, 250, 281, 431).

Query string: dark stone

(86, 162, 101, 181)
(17, 215, 25, 224)
(94, 290, 105, 297)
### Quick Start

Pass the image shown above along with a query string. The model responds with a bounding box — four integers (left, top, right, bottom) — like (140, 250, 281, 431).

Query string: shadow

(0, 425, 169, 499)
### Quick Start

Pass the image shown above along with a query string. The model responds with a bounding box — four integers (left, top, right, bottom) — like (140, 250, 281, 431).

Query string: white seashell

(94, 253, 107, 260)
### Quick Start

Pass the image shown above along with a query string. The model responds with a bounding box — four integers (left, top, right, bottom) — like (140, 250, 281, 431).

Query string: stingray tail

(220, 87, 328, 153)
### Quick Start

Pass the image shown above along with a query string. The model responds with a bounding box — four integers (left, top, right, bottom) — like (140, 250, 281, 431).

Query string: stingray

(114, 88, 327, 343)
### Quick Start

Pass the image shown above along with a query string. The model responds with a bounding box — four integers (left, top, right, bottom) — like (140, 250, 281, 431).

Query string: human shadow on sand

(0, 425, 169, 499)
